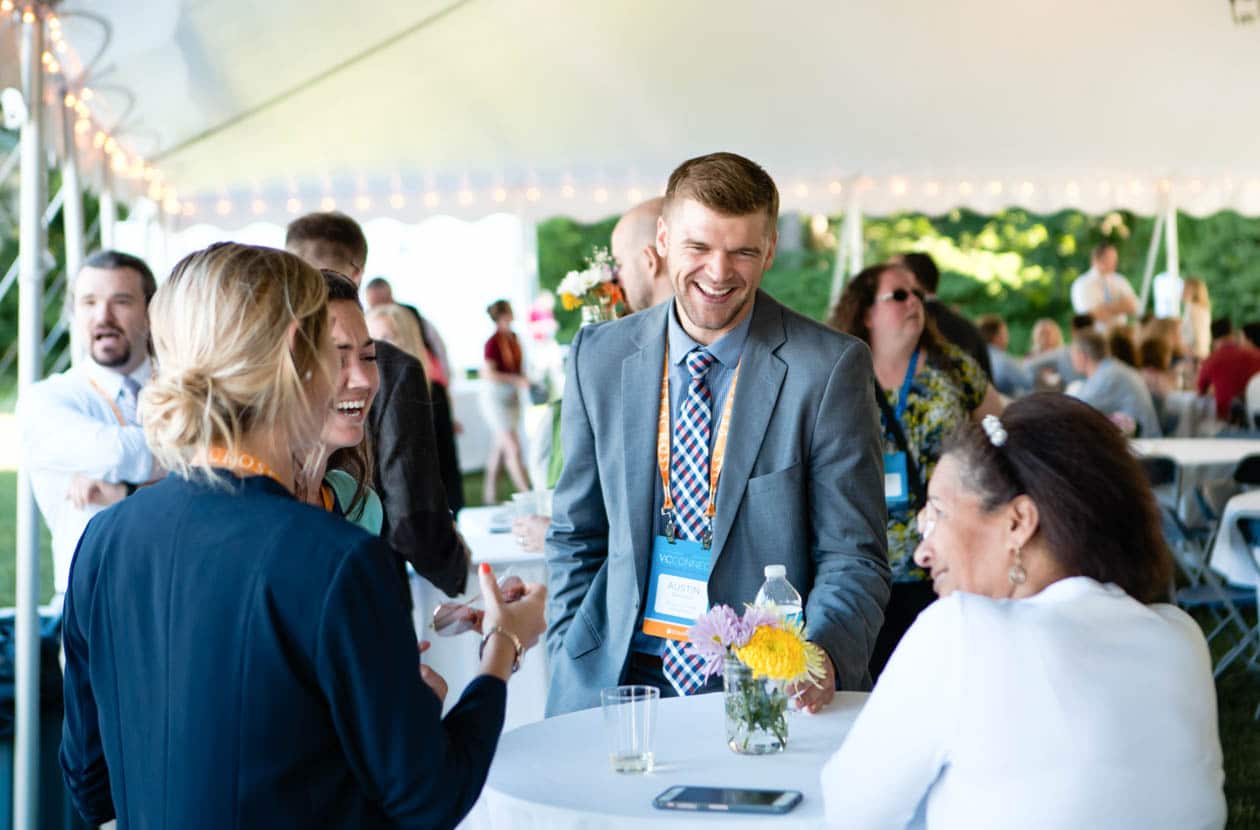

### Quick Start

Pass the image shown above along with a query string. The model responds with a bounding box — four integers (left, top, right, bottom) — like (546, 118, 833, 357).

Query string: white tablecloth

(1209, 490, 1260, 592)
(411, 506, 549, 731)
(1133, 437, 1260, 523)
(462, 691, 869, 829)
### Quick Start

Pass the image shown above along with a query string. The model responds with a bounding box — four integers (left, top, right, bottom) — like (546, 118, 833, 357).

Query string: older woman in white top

(821, 393, 1226, 829)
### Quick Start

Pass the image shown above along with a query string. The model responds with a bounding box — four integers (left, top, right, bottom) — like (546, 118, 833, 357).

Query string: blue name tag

(642, 535, 710, 641)
(884, 451, 911, 511)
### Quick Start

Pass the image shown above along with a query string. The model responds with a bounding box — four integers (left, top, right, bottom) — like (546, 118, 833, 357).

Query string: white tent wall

(32, 0, 1260, 225)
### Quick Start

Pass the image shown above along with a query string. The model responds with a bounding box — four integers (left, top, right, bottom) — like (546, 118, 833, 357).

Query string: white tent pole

(59, 82, 85, 367)
(99, 165, 116, 249)
(828, 183, 863, 309)
(15, 9, 47, 830)
(1163, 191, 1180, 292)
(1137, 207, 1166, 315)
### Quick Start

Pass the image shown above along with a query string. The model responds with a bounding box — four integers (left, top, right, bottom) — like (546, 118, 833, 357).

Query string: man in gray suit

(545, 152, 890, 716)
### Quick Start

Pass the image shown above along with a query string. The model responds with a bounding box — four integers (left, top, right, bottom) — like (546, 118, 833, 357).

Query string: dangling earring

(1008, 545, 1027, 587)
(303, 369, 313, 381)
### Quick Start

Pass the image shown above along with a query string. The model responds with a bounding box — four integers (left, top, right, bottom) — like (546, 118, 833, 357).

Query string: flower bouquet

(687, 604, 826, 754)
(557, 247, 623, 325)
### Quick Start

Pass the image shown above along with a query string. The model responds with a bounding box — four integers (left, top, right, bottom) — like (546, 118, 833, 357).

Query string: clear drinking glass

(600, 685, 658, 773)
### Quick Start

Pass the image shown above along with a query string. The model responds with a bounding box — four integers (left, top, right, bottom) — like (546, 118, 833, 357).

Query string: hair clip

(981, 414, 1008, 447)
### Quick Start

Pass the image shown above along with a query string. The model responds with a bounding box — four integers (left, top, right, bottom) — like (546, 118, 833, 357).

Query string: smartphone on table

(653, 785, 802, 815)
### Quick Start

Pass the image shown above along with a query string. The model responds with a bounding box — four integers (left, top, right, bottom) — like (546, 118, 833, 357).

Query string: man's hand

(511, 515, 550, 553)
(418, 640, 448, 705)
(66, 474, 127, 509)
(786, 645, 836, 714)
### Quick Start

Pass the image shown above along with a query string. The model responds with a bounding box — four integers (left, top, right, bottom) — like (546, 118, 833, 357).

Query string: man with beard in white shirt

(18, 251, 160, 602)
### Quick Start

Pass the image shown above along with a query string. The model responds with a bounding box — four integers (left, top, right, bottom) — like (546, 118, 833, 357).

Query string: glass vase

(579, 295, 617, 326)
(723, 657, 788, 754)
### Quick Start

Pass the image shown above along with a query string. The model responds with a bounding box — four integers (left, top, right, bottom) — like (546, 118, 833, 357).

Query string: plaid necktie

(662, 347, 717, 696)
(117, 376, 141, 425)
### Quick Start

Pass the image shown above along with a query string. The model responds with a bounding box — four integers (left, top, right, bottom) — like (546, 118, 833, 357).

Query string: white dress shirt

(821, 577, 1226, 830)
(17, 358, 154, 595)
(1070, 268, 1138, 316)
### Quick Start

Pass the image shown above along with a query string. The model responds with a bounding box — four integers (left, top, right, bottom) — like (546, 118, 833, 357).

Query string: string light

(103, 137, 118, 154)
(525, 187, 541, 203)
(147, 181, 162, 201)
(958, 181, 974, 196)
(794, 183, 809, 198)
(987, 180, 1003, 195)
(593, 187, 608, 203)
(92, 131, 106, 149)
(1019, 181, 1035, 198)
(627, 187, 643, 203)
(182, 202, 197, 218)
(828, 180, 843, 195)
(251, 198, 266, 215)
(46, 59, 59, 74)
(74, 118, 89, 134)
(924, 181, 941, 197)
(388, 193, 406, 210)
(1, 2, 15, 13)
(79, 87, 93, 101)
(286, 197, 302, 213)
(423, 191, 440, 209)
(63, 92, 75, 108)
(22, 8, 35, 24)
(492, 187, 508, 204)
(890, 179, 907, 197)
(40, 50, 51, 65)
(320, 196, 336, 210)
(216, 198, 232, 216)
(354, 195, 371, 211)
(560, 184, 576, 199)
(457, 189, 475, 206)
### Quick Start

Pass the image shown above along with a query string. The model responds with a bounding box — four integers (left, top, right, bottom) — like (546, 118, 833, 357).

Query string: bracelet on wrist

(479, 625, 522, 673)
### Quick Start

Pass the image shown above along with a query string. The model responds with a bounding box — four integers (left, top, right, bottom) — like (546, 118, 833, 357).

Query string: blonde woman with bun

(60, 242, 547, 829)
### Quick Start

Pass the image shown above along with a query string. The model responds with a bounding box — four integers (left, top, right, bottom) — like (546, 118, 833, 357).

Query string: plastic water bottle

(754, 564, 803, 629)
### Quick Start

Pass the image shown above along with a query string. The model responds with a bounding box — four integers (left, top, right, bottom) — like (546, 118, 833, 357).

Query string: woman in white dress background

(821, 393, 1226, 829)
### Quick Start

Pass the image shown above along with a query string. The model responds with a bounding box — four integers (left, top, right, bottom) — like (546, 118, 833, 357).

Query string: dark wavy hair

(827, 262, 947, 369)
(321, 269, 375, 523)
(943, 393, 1173, 603)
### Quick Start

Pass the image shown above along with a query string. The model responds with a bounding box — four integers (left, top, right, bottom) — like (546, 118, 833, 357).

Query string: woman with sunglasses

(829, 262, 1002, 677)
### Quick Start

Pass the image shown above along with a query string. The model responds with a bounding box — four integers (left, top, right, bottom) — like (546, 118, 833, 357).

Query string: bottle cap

(764, 564, 786, 579)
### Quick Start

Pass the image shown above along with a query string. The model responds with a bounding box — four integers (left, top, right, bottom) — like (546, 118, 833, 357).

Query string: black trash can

(0, 611, 91, 830)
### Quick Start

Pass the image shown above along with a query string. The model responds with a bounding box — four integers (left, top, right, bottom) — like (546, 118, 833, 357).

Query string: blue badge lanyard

(888, 347, 920, 436)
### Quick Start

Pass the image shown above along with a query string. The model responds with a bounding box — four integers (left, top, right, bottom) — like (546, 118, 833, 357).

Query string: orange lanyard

(656, 344, 740, 549)
(206, 447, 287, 488)
(320, 482, 335, 512)
(86, 378, 128, 427)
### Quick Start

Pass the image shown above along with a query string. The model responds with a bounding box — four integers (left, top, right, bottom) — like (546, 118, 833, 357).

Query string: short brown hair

(664, 152, 779, 225)
(977, 314, 1005, 345)
(285, 212, 368, 274)
(944, 394, 1173, 603)
(486, 299, 512, 321)
(1107, 325, 1138, 368)
(1072, 327, 1108, 363)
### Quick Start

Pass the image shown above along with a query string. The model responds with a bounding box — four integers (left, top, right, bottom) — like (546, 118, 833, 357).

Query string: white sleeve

(821, 596, 960, 828)
(1070, 276, 1091, 313)
(17, 382, 154, 484)
(1116, 274, 1138, 301)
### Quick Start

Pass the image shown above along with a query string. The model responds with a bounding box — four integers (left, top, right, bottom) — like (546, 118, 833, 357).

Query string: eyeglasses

(876, 288, 926, 304)
(916, 502, 938, 540)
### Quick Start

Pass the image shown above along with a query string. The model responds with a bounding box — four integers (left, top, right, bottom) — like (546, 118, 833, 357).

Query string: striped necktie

(662, 347, 717, 696)
(117, 376, 141, 425)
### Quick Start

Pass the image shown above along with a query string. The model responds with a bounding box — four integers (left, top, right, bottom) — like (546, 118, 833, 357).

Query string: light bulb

(286, 197, 302, 214)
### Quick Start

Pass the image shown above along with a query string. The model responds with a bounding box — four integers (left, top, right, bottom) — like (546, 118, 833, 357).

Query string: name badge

(884, 451, 911, 511)
(641, 535, 709, 641)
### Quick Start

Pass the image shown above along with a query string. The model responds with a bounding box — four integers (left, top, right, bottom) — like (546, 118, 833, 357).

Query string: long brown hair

(322, 270, 375, 522)
(944, 394, 1173, 603)
(827, 262, 947, 368)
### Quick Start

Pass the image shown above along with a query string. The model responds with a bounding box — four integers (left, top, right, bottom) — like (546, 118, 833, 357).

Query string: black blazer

(370, 340, 469, 597)
(926, 299, 992, 379)
(61, 473, 505, 829)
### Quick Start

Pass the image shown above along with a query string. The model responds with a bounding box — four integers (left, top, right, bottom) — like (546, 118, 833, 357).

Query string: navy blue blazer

(60, 473, 504, 829)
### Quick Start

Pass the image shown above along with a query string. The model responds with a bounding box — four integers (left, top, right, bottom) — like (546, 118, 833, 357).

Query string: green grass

(0, 469, 1256, 824)
(0, 471, 55, 608)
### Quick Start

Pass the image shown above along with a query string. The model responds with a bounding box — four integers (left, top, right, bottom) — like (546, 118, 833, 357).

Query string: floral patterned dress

(881, 343, 987, 580)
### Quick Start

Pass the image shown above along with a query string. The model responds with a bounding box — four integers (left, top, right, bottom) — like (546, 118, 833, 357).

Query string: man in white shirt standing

(17, 250, 159, 601)
(1069, 242, 1138, 326)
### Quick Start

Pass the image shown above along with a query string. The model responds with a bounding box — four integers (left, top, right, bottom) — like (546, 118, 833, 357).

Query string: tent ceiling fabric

(49, 0, 1260, 222)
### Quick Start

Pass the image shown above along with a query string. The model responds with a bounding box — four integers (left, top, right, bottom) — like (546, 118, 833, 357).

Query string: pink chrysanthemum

(686, 605, 742, 679)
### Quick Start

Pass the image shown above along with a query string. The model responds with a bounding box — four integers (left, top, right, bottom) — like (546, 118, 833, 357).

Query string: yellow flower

(560, 292, 582, 311)
(734, 625, 826, 687)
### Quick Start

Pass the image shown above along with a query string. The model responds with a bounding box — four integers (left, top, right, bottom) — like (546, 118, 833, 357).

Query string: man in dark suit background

(545, 153, 889, 716)
(896, 252, 992, 379)
(286, 212, 470, 597)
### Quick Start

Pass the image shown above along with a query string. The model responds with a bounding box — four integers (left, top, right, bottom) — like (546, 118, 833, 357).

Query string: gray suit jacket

(544, 292, 890, 716)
